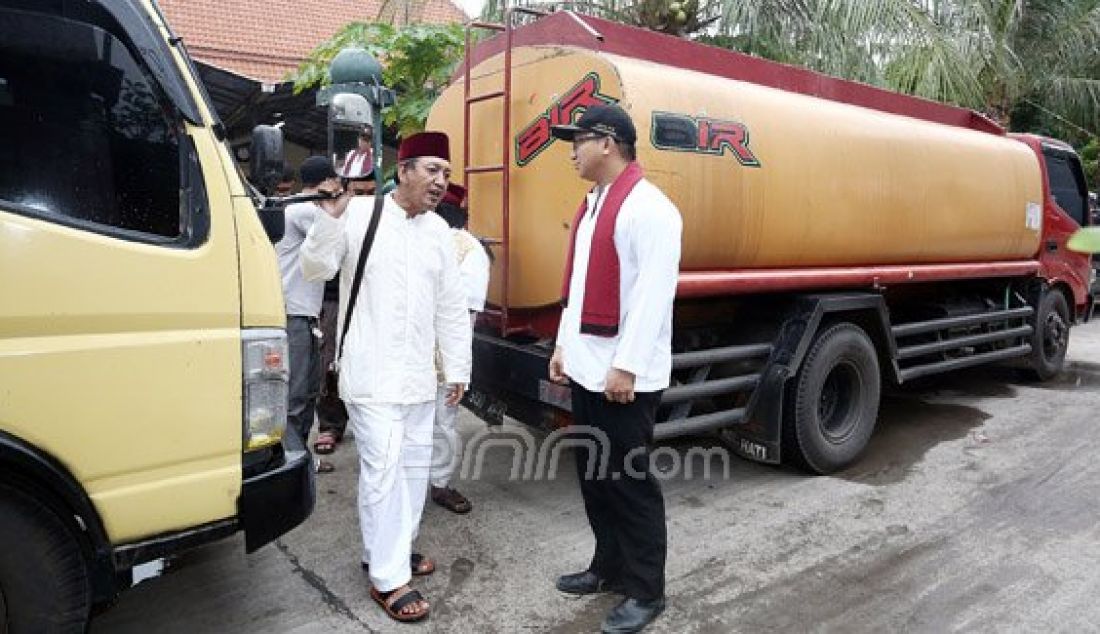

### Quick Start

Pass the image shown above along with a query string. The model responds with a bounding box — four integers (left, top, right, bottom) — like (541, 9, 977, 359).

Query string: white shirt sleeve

(436, 229, 474, 384)
(459, 233, 491, 312)
(300, 210, 347, 283)
(612, 195, 682, 376)
(291, 203, 316, 235)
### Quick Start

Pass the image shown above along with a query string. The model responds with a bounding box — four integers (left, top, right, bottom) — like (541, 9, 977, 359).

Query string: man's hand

(445, 383, 466, 407)
(548, 346, 567, 384)
(317, 188, 353, 219)
(604, 368, 635, 404)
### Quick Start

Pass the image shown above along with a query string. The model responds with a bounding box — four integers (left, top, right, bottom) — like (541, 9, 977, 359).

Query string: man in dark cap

(547, 104, 682, 633)
(276, 156, 340, 473)
(301, 131, 471, 623)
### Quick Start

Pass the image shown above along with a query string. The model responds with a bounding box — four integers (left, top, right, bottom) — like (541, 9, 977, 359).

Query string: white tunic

(453, 228, 491, 312)
(300, 194, 472, 405)
(556, 178, 683, 393)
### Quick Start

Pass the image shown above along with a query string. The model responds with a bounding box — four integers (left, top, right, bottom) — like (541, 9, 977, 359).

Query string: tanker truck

(425, 11, 1095, 474)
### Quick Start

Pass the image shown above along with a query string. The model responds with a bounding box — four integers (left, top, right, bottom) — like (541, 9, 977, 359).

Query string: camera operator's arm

(300, 191, 353, 282)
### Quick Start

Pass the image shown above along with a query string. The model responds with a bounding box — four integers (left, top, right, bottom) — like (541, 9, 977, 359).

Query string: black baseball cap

(299, 156, 337, 186)
(550, 103, 636, 145)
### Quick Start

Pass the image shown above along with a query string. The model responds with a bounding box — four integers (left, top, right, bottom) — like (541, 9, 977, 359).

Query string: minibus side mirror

(250, 125, 286, 243)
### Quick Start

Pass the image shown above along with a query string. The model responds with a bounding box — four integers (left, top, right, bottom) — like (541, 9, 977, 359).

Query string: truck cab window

(1044, 154, 1087, 226)
(0, 9, 183, 240)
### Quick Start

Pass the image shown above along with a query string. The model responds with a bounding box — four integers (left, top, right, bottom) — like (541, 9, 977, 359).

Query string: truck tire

(784, 323, 881, 474)
(0, 484, 90, 633)
(1027, 289, 1070, 381)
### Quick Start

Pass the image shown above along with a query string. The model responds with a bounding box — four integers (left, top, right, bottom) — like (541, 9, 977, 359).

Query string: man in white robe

(300, 132, 470, 622)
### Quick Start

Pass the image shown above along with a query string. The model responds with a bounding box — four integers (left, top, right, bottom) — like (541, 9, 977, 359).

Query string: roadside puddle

(842, 359, 1100, 485)
(840, 395, 990, 485)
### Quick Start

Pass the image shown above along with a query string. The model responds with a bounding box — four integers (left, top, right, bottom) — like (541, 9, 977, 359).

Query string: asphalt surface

(92, 320, 1100, 633)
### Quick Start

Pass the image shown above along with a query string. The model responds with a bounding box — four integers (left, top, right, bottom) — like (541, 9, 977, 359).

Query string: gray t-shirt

(276, 201, 325, 317)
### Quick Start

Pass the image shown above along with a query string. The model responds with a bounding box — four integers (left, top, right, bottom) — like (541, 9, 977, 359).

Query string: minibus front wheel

(0, 484, 91, 632)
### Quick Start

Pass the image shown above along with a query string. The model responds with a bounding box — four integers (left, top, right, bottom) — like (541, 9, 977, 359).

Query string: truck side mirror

(330, 92, 374, 130)
(250, 124, 287, 243)
(329, 93, 376, 179)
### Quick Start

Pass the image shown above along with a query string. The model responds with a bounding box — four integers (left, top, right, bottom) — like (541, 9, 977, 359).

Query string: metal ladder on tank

(462, 8, 540, 337)
(461, 8, 602, 336)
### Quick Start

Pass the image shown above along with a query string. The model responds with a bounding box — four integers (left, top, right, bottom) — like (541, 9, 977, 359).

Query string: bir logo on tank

(514, 72, 617, 167)
(650, 111, 761, 167)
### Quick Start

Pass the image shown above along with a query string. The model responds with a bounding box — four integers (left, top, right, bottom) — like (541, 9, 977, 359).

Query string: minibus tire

(0, 484, 90, 633)
(784, 322, 881, 474)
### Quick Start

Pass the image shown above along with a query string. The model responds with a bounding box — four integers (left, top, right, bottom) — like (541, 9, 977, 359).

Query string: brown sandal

(431, 486, 472, 514)
(370, 585, 429, 622)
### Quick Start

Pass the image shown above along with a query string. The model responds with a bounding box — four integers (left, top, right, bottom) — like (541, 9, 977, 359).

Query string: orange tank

(426, 15, 1044, 310)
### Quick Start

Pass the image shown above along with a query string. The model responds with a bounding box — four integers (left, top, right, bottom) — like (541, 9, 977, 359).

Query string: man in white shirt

(275, 156, 339, 473)
(300, 132, 471, 623)
(429, 183, 491, 514)
(548, 104, 682, 634)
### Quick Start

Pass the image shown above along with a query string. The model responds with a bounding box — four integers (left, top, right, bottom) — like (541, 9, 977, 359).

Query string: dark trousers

(287, 316, 322, 444)
(571, 383, 667, 601)
(316, 297, 348, 437)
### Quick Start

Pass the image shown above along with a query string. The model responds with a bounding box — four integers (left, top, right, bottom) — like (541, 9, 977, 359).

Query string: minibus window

(0, 9, 183, 241)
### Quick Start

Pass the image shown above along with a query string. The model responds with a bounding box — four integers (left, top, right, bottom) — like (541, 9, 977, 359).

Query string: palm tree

(476, 0, 1099, 139)
(882, 0, 1099, 137)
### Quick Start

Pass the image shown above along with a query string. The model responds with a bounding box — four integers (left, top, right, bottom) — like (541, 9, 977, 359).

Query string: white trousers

(347, 400, 434, 592)
(430, 385, 461, 489)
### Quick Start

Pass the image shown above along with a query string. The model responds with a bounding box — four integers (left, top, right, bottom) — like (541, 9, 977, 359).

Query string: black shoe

(601, 596, 666, 633)
(555, 570, 622, 595)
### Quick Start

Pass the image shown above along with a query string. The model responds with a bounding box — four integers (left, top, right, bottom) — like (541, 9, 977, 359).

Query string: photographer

(275, 156, 340, 473)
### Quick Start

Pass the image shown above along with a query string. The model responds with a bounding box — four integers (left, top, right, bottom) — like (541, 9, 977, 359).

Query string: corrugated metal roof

(196, 61, 327, 149)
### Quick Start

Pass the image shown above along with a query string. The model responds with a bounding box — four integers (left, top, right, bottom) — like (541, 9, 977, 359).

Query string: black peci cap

(550, 103, 636, 145)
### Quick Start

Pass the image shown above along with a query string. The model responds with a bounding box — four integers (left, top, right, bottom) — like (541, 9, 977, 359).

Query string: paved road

(92, 321, 1100, 633)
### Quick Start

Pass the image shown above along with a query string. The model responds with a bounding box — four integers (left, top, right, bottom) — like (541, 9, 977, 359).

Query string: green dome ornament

(329, 47, 382, 85)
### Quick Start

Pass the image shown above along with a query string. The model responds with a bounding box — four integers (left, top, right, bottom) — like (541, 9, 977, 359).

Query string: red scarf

(561, 162, 644, 337)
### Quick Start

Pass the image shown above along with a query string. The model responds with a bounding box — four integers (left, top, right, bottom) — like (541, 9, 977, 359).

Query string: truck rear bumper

(239, 432, 315, 552)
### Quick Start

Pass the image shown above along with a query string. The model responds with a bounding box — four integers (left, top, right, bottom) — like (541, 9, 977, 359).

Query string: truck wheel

(784, 323, 881, 474)
(1027, 289, 1070, 381)
(0, 484, 90, 633)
